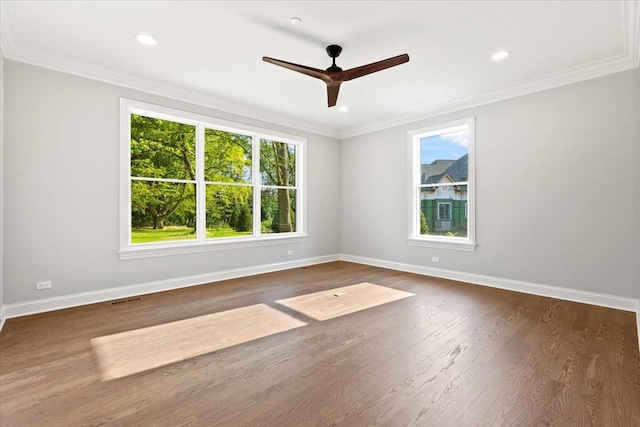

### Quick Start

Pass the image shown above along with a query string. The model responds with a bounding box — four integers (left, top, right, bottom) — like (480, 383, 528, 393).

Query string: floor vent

(111, 297, 142, 306)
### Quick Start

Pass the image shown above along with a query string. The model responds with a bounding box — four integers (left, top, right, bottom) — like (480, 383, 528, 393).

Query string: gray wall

(3, 60, 341, 305)
(341, 69, 640, 299)
(0, 53, 4, 312)
(3, 59, 639, 306)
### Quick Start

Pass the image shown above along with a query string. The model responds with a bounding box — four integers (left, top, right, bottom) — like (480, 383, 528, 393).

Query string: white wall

(3, 60, 341, 305)
(341, 69, 640, 299)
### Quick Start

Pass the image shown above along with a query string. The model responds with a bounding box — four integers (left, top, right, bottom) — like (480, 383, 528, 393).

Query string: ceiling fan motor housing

(326, 44, 343, 58)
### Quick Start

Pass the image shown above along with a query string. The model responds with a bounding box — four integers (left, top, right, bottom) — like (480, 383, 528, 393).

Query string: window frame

(407, 117, 476, 251)
(119, 98, 307, 260)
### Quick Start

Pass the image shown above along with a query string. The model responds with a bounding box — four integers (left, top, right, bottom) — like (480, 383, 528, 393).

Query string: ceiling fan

(263, 45, 409, 107)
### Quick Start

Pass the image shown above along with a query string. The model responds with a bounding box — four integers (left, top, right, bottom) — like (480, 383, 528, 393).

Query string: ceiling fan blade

(327, 81, 342, 107)
(341, 54, 409, 81)
(262, 57, 332, 83)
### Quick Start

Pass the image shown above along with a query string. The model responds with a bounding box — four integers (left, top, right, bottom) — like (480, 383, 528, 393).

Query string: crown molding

(0, 1, 17, 57)
(1, 1, 638, 141)
(624, 0, 640, 63)
(0, 3, 339, 139)
(3, 46, 341, 139)
(339, 0, 640, 139)
(339, 54, 638, 139)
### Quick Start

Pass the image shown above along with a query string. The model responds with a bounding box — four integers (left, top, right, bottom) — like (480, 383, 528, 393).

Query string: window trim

(407, 117, 476, 252)
(119, 98, 307, 260)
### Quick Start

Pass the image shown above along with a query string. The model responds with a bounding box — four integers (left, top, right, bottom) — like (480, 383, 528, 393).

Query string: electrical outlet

(287, 250, 294, 256)
(431, 256, 440, 263)
(36, 281, 52, 290)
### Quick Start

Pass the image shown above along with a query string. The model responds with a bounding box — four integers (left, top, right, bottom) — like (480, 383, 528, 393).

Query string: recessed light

(492, 50, 510, 61)
(290, 17, 302, 25)
(135, 34, 158, 46)
(338, 106, 348, 113)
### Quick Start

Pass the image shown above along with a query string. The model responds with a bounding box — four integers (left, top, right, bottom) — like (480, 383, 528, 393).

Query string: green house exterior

(421, 198, 467, 235)
(420, 154, 468, 237)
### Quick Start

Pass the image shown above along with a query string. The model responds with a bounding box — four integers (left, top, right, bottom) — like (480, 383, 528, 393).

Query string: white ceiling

(1, 1, 638, 138)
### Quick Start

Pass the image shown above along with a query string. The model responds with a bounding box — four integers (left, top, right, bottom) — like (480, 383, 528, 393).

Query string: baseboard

(0, 306, 6, 333)
(1, 254, 340, 320)
(339, 254, 640, 313)
(637, 310, 640, 354)
(1, 254, 639, 347)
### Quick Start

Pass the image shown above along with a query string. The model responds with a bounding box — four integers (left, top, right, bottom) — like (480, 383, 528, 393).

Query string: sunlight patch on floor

(91, 303, 307, 381)
(276, 282, 415, 321)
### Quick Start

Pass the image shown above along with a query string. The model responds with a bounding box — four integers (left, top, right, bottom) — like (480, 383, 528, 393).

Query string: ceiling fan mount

(263, 45, 409, 107)
(325, 44, 343, 72)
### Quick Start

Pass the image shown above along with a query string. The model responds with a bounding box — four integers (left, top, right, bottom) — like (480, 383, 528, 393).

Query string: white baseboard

(339, 254, 640, 313)
(0, 306, 6, 332)
(1, 253, 639, 350)
(637, 310, 640, 354)
(1, 255, 339, 320)
(340, 253, 640, 354)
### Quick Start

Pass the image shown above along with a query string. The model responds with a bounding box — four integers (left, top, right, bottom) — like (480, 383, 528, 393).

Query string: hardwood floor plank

(1, 261, 639, 426)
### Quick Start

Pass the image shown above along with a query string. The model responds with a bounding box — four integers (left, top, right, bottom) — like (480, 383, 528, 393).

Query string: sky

(420, 129, 468, 165)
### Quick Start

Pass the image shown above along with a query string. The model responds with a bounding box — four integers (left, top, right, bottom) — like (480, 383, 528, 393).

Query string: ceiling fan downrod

(325, 45, 343, 72)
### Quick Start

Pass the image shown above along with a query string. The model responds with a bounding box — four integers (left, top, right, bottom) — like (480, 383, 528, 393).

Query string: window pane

(260, 139, 296, 186)
(438, 203, 452, 220)
(419, 184, 467, 237)
(131, 114, 196, 180)
(205, 184, 253, 238)
(204, 129, 252, 184)
(261, 188, 296, 233)
(420, 128, 468, 185)
(131, 181, 196, 243)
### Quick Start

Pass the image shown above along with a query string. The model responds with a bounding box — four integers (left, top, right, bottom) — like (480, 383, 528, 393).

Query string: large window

(120, 99, 306, 259)
(408, 117, 475, 251)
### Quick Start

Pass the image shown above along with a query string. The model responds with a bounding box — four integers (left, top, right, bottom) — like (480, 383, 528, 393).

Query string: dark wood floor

(1, 261, 639, 426)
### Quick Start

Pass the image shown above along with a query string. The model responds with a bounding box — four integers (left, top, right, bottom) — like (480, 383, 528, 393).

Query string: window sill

(407, 237, 476, 252)
(119, 234, 308, 260)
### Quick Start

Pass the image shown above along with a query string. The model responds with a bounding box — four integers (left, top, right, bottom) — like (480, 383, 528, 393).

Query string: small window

(120, 99, 306, 259)
(438, 202, 452, 221)
(407, 117, 475, 251)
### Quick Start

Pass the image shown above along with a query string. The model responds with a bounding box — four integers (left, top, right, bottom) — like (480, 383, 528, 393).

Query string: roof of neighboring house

(421, 159, 454, 183)
(423, 154, 469, 184)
